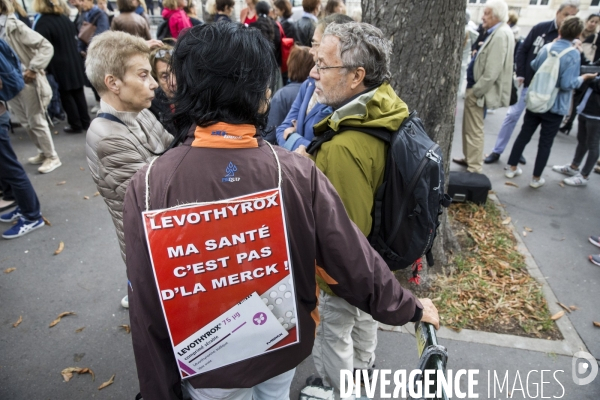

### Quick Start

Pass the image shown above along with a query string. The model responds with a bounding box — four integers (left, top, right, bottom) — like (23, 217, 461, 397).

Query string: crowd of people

(454, 0, 600, 266)
(0, 0, 598, 398)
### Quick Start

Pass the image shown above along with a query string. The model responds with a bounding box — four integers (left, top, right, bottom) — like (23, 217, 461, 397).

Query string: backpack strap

(98, 112, 127, 126)
(555, 45, 577, 58)
(276, 21, 286, 39)
(305, 111, 419, 155)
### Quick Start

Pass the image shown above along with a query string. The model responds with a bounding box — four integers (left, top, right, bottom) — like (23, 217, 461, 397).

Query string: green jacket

(312, 82, 409, 294)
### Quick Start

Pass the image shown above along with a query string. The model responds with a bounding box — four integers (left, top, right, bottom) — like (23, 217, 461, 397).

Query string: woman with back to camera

(111, 0, 152, 39)
(33, 0, 90, 134)
(161, 0, 191, 39)
(324, 0, 345, 16)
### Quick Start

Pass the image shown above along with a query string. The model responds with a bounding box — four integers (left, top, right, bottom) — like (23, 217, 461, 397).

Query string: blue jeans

(0, 111, 41, 220)
(493, 87, 528, 154)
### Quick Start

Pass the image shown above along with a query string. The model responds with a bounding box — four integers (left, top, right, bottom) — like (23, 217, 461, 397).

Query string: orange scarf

(191, 123, 259, 149)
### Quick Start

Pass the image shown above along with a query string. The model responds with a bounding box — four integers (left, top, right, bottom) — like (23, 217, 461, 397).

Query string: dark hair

(250, 2, 274, 42)
(116, 0, 136, 12)
(560, 15, 584, 41)
(216, 0, 234, 12)
(302, 0, 319, 13)
(287, 45, 313, 82)
(169, 23, 278, 145)
(273, 0, 292, 19)
(587, 13, 600, 22)
(324, 0, 341, 16)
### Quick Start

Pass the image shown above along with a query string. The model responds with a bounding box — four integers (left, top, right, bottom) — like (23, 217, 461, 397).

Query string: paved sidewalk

(0, 93, 598, 399)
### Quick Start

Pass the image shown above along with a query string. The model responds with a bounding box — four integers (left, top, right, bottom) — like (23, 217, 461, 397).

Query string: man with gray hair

(296, 22, 439, 398)
(452, 0, 514, 173)
(484, 1, 579, 164)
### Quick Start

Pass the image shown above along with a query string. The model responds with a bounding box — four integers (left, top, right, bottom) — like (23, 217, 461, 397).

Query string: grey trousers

(573, 115, 600, 177)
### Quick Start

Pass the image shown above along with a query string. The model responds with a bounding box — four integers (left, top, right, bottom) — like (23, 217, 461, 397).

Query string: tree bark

(363, 0, 465, 275)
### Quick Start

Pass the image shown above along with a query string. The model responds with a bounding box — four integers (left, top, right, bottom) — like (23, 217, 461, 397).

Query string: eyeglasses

(314, 62, 355, 73)
(155, 49, 173, 60)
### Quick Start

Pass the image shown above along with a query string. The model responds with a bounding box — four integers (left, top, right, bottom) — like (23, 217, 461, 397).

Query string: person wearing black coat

(34, 1, 90, 133)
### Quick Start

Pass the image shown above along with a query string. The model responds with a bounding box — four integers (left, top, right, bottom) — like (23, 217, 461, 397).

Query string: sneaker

(27, 153, 45, 165)
(505, 167, 522, 178)
(563, 174, 589, 186)
(0, 207, 22, 222)
(529, 177, 545, 189)
(590, 254, 600, 266)
(90, 104, 100, 114)
(2, 216, 44, 239)
(552, 164, 579, 176)
(38, 157, 61, 174)
(121, 295, 129, 308)
(589, 236, 600, 248)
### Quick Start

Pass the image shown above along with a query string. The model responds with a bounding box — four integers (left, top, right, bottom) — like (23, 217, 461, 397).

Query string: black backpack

(306, 111, 452, 271)
(156, 19, 172, 41)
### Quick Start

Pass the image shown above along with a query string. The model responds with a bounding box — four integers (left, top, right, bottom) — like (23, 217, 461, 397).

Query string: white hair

(558, 1, 580, 12)
(485, 0, 509, 23)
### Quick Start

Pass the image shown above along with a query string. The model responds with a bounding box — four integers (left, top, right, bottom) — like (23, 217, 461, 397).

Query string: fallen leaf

(12, 316, 22, 327)
(550, 311, 565, 320)
(559, 182, 565, 188)
(53, 131, 58, 135)
(505, 181, 519, 188)
(557, 302, 571, 313)
(42, 216, 52, 226)
(57, 181, 66, 185)
(83, 196, 89, 200)
(98, 374, 115, 390)
(569, 305, 579, 311)
(502, 217, 511, 225)
(119, 324, 130, 334)
(49, 311, 75, 328)
(75, 326, 85, 333)
(54, 241, 64, 255)
(79, 367, 95, 381)
(594, 321, 600, 328)
(79, 167, 84, 171)
(523, 231, 527, 237)
(93, 192, 100, 197)
(4, 267, 15, 274)
(525, 227, 533, 232)
(497, 260, 510, 269)
(61, 367, 95, 382)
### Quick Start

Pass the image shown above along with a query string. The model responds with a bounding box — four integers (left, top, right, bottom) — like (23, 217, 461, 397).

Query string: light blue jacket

(530, 39, 583, 115)
(276, 78, 332, 150)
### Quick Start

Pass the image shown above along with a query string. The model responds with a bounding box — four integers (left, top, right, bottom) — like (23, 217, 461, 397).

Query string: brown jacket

(110, 12, 151, 40)
(124, 133, 422, 399)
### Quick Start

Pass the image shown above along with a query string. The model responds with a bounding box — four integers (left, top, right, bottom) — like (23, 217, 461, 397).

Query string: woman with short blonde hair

(85, 31, 173, 310)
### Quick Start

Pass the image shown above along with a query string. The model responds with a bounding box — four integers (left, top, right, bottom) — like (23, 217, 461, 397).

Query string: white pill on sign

(275, 298, 283, 305)
(262, 297, 268, 304)
(284, 292, 292, 298)
(291, 318, 296, 324)
(283, 324, 289, 329)
(268, 305, 274, 310)
(285, 311, 293, 318)
(279, 284, 286, 291)
(278, 317, 284, 323)
(270, 291, 277, 298)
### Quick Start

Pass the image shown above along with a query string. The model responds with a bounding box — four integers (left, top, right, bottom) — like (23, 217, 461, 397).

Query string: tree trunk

(362, 0, 465, 278)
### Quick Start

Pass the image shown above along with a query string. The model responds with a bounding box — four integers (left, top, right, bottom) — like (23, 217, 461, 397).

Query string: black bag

(306, 111, 452, 270)
(156, 18, 172, 40)
(510, 78, 518, 106)
(447, 171, 491, 205)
